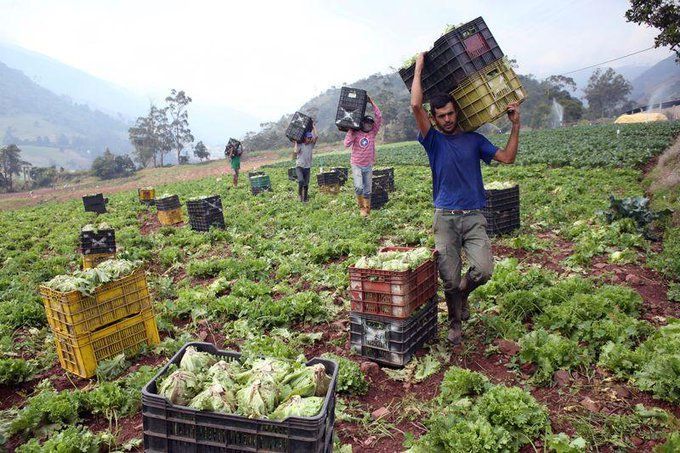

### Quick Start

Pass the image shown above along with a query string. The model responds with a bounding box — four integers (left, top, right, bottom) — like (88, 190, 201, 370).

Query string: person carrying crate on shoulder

(225, 141, 243, 188)
(410, 52, 521, 346)
(293, 122, 318, 202)
(344, 97, 382, 217)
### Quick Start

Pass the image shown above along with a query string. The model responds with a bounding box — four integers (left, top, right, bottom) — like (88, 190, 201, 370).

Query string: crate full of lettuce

(142, 342, 338, 452)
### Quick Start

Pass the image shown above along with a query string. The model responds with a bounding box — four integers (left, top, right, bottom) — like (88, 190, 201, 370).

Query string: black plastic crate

(288, 167, 298, 182)
(350, 297, 438, 367)
(317, 171, 341, 187)
(80, 229, 116, 255)
(330, 167, 348, 183)
(399, 17, 504, 100)
(142, 342, 337, 453)
(225, 138, 242, 158)
(483, 207, 520, 236)
(189, 212, 226, 232)
(187, 195, 223, 217)
(82, 193, 108, 214)
(156, 195, 181, 212)
(248, 171, 266, 179)
(251, 186, 272, 196)
(370, 186, 389, 210)
(484, 185, 519, 211)
(285, 112, 313, 143)
(335, 87, 368, 132)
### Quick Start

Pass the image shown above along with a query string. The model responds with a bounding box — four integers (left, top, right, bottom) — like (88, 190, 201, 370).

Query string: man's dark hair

(429, 94, 458, 113)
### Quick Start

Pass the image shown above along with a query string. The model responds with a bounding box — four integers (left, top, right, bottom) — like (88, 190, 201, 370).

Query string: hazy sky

(0, 0, 675, 120)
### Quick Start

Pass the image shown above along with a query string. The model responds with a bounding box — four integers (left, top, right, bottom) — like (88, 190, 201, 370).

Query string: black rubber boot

(303, 185, 309, 202)
(298, 184, 304, 202)
(445, 290, 463, 345)
(458, 271, 486, 321)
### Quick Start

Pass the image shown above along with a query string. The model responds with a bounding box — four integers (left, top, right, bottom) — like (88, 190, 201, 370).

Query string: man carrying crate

(293, 123, 318, 202)
(225, 141, 243, 188)
(344, 97, 382, 217)
(410, 52, 521, 345)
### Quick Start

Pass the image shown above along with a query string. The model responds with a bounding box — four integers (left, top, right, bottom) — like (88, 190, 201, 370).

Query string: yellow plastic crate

(138, 187, 155, 202)
(55, 308, 160, 378)
(40, 268, 151, 336)
(82, 252, 116, 270)
(451, 58, 526, 132)
(157, 207, 183, 226)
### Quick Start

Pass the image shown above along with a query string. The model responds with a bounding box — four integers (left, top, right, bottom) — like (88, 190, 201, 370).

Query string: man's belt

(435, 208, 481, 215)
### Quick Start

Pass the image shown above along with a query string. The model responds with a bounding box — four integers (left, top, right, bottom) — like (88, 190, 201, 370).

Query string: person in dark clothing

(293, 124, 318, 202)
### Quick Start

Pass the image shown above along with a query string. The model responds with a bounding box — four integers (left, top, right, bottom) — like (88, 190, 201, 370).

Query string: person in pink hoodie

(343, 97, 382, 217)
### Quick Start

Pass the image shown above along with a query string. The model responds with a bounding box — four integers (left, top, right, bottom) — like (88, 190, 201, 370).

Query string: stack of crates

(373, 167, 395, 192)
(80, 227, 116, 269)
(186, 195, 225, 232)
(142, 342, 338, 452)
(399, 17, 525, 131)
(483, 185, 520, 236)
(317, 171, 342, 194)
(348, 247, 438, 366)
(138, 187, 155, 206)
(371, 175, 390, 210)
(285, 111, 313, 143)
(82, 193, 108, 214)
(335, 87, 368, 132)
(156, 195, 183, 226)
(39, 266, 160, 378)
(250, 173, 272, 195)
(225, 138, 242, 157)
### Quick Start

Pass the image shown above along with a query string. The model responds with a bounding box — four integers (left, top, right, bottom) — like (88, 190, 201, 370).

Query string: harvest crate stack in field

(330, 167, 349, 185)
(317, 171, 343, 194)
(373, 167, 395, 192)
(39, 261, 160, 378)
(400, 17, 525, 131)
(483, 182, 521, 236)
(155, 194, 183, 226)
(348, 247, 438, 366)
(250, 173, 272, 195)
(138, 187, 156, 206)
(335, 87, 368, 132)
(186, 195, 225, 232)
(82, 193, 108, 214)
(80, 224, 117, 269)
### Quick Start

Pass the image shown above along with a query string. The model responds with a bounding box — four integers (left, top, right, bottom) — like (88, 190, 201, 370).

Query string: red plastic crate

(348, 247, 438, 319)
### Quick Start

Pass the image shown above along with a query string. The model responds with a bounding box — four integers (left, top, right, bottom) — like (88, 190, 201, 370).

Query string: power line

(558, 46, 656, 76)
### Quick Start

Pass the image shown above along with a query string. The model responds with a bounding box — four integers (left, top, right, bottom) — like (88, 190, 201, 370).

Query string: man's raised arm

(410, 52, 431, 137)
(493, 102, 521, 164)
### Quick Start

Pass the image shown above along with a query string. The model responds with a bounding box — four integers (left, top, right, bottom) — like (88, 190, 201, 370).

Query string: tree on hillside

(0, 144, 26, 191)
(165, 89, 194, 164)
(626, 0, 680, 61)
(193, 141, 210, 161)
(129, 105, 173, 167)
(91, 148, 136, 180)
(584, 68, 633, 119)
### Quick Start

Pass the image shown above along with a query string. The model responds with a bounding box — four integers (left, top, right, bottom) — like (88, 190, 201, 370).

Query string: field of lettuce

(0, 121, 679, 452)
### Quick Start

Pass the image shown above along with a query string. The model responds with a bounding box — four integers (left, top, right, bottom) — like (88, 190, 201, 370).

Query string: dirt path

(0, 153, 281, 211)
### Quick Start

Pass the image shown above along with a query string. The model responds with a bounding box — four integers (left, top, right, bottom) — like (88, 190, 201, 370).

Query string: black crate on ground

(399, 17, 504, 100)
(80, 229, 116, 255)
(317, 171, 341, 186)
(186, 195, 223, 217)
(82, 193, 108, 214)
(483, 207, 520, 236)
(373, 169, 395, 192)
(156, 195, 181, 212)
(286, 111, 313, 143)
(335, 87, 368, 132)
(484, 185, 519, 211)
(248, 171, 266, 179)
(288, 167, 298, 182)
(189, 212, 225, 232)
(142, 342, 337, 453)
(371, 185, 389, 210)
(350, 297, 438, 367)
(330, 167, 349, 183)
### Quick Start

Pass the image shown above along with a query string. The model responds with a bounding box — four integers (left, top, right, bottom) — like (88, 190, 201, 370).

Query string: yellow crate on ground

(451, 57, 526, 132)
(138, 187, 155, 202)
(40, 268, 151, 336)
(54, 308, 160, 378)
(82, 252, 116, 270)
(319, 183, 341, 195)
(157, 207, 183, 225)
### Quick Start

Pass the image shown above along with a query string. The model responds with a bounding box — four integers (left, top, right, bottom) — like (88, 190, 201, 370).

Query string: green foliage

(519, 330, 589, 385)
(321, 353, 368, 395)
(655, 431, 680, 453)
(0, 357, 33, 384)
(439, 367, 491, 404)
(91, 149, 136, 180)
(10, 386, 83, 438)
(95, 353, 129, 381)
(15, 425, 113, 453)
(668, 283, 680, 303)
(649, 227, 680, 280)
(545, 432, 587, 452)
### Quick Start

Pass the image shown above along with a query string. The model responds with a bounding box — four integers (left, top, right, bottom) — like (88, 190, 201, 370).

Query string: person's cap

(363, 115, 375, 123)
(304, 132, 314, 138)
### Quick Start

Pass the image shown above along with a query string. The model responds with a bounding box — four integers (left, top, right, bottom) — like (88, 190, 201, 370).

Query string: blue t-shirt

(418, 128, 498, 210)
